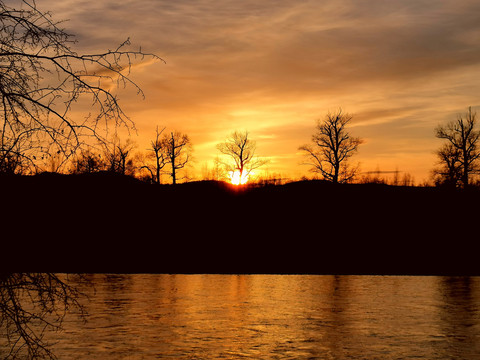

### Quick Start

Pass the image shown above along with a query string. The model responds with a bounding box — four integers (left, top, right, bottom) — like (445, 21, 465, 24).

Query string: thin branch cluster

(0, 273, 86, 360)
(299, 109, 362, 183)
(162, 131, 192, 184)
(0, 0, 161, 174)
(434, 107, 480, 187)
(216, 130, 268, 180)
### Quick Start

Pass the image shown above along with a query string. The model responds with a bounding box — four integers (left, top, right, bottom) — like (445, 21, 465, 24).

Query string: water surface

(49, 275, 480, 359)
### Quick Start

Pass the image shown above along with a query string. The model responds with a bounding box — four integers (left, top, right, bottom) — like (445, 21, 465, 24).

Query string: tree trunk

(463, 151, 469, 187)
(156, 155, 161, 184)
(171, 154, 176, 185)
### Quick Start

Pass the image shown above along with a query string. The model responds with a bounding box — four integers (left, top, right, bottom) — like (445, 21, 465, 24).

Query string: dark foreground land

(1, 172, 479, 275)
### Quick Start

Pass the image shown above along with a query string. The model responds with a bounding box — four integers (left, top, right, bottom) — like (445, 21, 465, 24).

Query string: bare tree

(299, 109, 362, 183)
(0, 273, 86, 360)
(143, 126, 167, 184)
(201, 156, 226, 181)
(0, 1, 160, 358)
(70, 148, 104, 174)
(0, 0, 162, 173)
(0, 139, 28, 174)
(435, 107, 480, 188)
(0, 126, 40, 174)
(163, 131, 192, 184)
(103, 136, 136, 175)
(216, 130, 267, 184)
(432, 143, 463, 187)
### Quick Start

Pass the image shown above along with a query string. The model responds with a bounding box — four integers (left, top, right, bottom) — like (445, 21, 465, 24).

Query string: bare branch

(299, 109, 362, 183)
(0, 0, 163, 174)
(162, 131, 192, 184)
(0, 273, 87, 360)
(216, 130, 267, 184)
(435, 107, 480, 187)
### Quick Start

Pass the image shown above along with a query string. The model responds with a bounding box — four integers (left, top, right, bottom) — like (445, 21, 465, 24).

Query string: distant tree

(432, 143, 463, 187)
(143, 126, 167, 184)
(216, 130, 267, 184)
(359, 168, 415, 186)
(201, 156, 226, 181)
(71, 148, 104, 174)
(0, 273, 86, 360)
(212, 156, 227, 181)
(103, 136, 136, 175)
(163, 131, 192, 184)
(255, 171, 286, 186)
(435, 107, 480, 188)
(399, 172, 415, 187)
(43, 152, 64, 173)
(0, 127, 38, 174)
(0, 140, 27, 174)
(38, 144, 72, 173)
(0, 0, 161, 174)
(299, 109, 362, 183)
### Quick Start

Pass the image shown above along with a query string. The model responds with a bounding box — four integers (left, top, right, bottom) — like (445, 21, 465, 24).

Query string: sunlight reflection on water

(46, 275, 480, 359)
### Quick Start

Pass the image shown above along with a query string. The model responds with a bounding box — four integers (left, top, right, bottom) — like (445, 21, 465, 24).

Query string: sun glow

(230, 170, 249, 185)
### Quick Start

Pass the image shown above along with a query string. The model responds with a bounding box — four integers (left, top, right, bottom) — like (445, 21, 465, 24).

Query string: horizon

(28, 0, 480, 184)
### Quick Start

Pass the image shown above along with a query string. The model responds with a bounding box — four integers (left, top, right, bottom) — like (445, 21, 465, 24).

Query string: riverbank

(2, 173, 478, 275)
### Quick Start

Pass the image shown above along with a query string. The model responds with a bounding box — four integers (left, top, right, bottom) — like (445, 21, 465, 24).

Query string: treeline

(0, 128, 278, 186)
(3, 107, 480, 188)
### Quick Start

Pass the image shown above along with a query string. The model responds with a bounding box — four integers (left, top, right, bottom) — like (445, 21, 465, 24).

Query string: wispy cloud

(40, 0, 480, 181)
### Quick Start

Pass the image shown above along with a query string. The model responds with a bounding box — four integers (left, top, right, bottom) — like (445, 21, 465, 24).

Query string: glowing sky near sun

(32, 0, 480, 183)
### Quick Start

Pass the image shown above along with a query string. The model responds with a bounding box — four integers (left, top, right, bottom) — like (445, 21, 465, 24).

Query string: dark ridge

(1, 173, 478, 275)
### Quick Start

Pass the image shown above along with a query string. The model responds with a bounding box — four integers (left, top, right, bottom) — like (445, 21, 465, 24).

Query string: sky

(34, 0, 480, 183)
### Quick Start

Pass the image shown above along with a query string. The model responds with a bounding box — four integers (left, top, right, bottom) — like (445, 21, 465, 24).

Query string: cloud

(49, 0, 480, 100)
(37, 0, 480, 181)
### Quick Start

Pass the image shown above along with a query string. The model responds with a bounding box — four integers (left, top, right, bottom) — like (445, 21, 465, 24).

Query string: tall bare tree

(299, 109, 362, 183)
(0, 0, 161, 174)
(435, 107, 480, 188)
(144, 126, 167, 184)
(216, 130, 267, 183)
(163, 131, 192, 184)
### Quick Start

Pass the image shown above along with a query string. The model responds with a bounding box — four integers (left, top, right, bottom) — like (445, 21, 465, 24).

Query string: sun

(230, 170, 249, 185)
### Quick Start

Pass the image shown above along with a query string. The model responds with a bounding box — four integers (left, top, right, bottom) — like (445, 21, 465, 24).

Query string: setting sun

(229, 170, 249, 185)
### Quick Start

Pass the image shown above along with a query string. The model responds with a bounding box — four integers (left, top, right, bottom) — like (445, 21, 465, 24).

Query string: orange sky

(41, 0, 480, 183)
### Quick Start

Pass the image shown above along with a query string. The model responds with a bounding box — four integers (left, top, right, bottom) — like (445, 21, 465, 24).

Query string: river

(43, 275, 480, 359)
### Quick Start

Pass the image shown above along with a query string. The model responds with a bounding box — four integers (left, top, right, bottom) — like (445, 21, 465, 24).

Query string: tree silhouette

(201, 155, 226, 181)
(216, 130, 267, 184)
(435, 107, 480, 188)
(70, 148, 104, 174)
(0, 273, 86, 360)
(103, 136, 136, 175)
(144, 126, 167, 184)
(0, 142, 26, 174)
(432, 143, 463, 187)
(0, 1, 159, 358)
(299, 109, 362, 183)
(0, 0, 161, 174)
(163, 131, 192, 184)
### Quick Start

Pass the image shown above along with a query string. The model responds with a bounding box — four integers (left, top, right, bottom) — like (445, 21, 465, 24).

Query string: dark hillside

(1, 174, 478, 275)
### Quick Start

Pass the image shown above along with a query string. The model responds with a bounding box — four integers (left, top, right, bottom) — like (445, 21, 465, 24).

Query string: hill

(1, 173, 478, 275)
